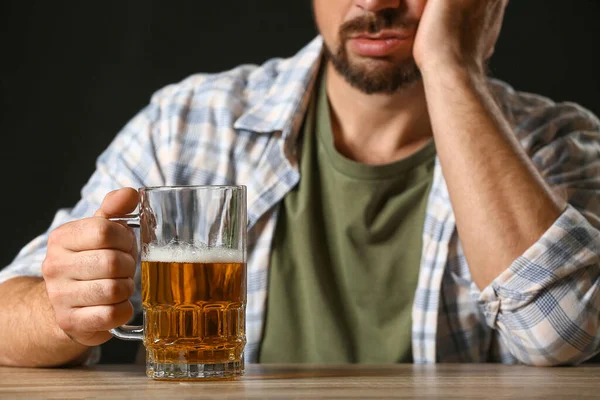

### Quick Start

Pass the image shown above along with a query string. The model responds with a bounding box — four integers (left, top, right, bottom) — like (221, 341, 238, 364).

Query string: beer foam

(142, 243, 244, 263)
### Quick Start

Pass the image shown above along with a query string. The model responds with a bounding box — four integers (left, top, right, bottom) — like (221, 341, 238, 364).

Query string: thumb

(94, 188, 140, 218)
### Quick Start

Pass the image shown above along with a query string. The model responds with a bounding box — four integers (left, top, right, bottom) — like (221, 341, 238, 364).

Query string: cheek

(407, 0, 427, 18)
(313, 0, 352, 45)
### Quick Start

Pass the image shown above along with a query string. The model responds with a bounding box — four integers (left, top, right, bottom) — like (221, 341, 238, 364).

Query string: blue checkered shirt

(2, 37, 600, 366)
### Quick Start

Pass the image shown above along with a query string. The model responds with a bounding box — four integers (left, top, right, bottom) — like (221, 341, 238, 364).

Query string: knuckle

(100, 251, 121, 269)
(45, 281, 63, 303)
(116, 301, 134, 324)
(91, 220, 112, 245)
(88, 309, 110, 331)
(129, 247, 138, 265)
(104, 258, 120, 278)
(124, 278, 135, 298)
(106, 305, 121, 322)
(105, 280, 121, 300)
(122, 253, 136, 275)
(90, 302, 133, 331)
(105, 251, 135, 278)
(55, 310, 75, 333)
(108, 279, 131, 303)
(48, 221, 81, 247)
(47, 228, 62, 247)
(125, 230, 136, 252)
(106, 303, 130, 327)
(41, 256, 59, 279)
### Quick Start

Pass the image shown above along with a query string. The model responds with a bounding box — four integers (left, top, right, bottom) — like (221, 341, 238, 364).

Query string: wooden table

(1, 363, 598, 399)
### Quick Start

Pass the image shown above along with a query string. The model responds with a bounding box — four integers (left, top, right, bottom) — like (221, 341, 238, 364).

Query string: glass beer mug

(110, 185, 247, 380)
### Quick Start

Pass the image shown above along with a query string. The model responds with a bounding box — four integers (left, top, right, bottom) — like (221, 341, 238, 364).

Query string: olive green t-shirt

(259, 72, 436, 363)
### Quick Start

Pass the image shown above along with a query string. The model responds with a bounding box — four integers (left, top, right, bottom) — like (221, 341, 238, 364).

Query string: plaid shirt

(2, 37, 600, 366)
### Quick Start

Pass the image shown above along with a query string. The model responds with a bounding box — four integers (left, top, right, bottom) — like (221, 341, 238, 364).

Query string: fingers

(67, 331, 113, 347)
(55, 301, 134, 346)
(48, 218, 135, 253)
(74, 278, 136, 307)
(42, 187, 140, 347)
(44, 248, 136, 281)
(74, 250, 136, 280)
(73, 301, 134, 332)
(94, 187, 139, 218)
(46, 277, 135, 307)
(43, 248, 137, 346)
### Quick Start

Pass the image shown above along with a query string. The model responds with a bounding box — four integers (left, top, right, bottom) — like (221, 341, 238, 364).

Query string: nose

(353, 0, 401, 13)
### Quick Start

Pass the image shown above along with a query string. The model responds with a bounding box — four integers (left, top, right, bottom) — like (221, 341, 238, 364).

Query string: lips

(347, 30, 413, 57)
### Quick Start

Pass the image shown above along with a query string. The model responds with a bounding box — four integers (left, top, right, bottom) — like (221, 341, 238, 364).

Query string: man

(1, 0, 599, 367)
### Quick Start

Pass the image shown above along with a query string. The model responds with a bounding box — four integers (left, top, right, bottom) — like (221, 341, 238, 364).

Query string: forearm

(422, 65, 566, 288)
(0, 277, 91, 367)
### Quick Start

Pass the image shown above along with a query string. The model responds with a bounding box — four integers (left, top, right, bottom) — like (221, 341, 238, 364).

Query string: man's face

(313, 0, 427, 94)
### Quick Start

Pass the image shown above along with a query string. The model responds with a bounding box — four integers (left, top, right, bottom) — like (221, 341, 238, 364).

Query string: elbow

(518, 355, 596, 368)
(502, 321, 600, 367)
(493, 277, 600, 367)
(518, 357, 579, 368)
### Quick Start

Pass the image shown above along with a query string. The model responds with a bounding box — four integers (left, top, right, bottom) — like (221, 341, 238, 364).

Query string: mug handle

(108, 214, 143, 341)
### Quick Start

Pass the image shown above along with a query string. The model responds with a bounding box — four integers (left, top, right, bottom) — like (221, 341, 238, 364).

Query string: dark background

(1, 0, 599, 270)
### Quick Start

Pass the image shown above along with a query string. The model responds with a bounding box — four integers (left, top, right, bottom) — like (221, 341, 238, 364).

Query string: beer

(141, 246, 246, 368)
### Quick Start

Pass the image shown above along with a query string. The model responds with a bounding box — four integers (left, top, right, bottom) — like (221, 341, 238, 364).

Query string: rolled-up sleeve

(477, 102, 600, 366)
(478, 205, 600, 366)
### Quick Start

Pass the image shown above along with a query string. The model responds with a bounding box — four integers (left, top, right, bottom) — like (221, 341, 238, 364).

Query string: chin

(351, 55, 413, 73)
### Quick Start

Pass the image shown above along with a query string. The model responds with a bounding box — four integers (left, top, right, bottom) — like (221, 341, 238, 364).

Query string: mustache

(339, 9, 418, 38)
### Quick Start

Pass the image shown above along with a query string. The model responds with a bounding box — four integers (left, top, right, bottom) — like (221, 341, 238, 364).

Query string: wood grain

(1, 363, 598, 399)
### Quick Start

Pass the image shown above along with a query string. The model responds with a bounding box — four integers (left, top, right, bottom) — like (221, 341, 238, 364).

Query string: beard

(323, 9, 422, 95)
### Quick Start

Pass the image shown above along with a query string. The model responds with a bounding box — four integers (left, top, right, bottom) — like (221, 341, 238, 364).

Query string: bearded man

(1, 0, 599, 367)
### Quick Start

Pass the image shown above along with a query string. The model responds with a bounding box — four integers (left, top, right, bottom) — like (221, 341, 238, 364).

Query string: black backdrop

(1, 0, 599, 270)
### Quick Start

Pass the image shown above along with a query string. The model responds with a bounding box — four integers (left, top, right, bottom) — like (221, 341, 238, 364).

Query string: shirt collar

(233, 36, 324, 137)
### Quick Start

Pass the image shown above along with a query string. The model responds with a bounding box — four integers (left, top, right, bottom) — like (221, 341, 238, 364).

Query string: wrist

(420, 59, 490, 98)
(419, 56, 487, 84)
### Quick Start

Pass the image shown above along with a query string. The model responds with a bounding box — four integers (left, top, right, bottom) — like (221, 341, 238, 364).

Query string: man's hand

(413, 0, 509, 75)
(42, 188, 139, 347)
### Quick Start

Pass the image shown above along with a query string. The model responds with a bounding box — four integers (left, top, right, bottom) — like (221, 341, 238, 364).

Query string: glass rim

(140, 185, 246, 192)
